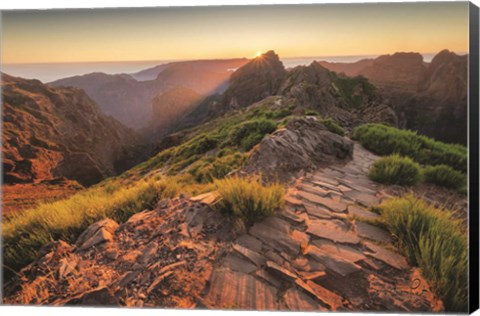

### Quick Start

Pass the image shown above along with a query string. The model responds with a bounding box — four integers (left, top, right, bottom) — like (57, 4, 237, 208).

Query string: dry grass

(213, 176, 285, 225)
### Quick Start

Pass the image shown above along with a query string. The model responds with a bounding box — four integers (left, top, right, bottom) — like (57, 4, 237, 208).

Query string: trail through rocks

(5, 143, 443, 312)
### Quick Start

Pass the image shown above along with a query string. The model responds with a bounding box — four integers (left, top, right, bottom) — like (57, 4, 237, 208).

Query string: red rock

(355, 221, 392, 243)
(306, 280, 344, 311)
(306, 245, 362, 277)
(307, 219, 360, 245)
(204, 269, 279, 310)
(232, 243, 266, 267)
(283, 287, 323, 311)
(265, 260, 297, 281)
(364, 242, 409, 270)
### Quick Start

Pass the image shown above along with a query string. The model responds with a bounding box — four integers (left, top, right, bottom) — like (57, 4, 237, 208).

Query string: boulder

(76, 218, 119, 251)
(244, 117, 353, 181)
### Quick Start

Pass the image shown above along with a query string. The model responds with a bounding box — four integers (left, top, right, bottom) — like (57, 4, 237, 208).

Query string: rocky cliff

(2, 73, 140, 186)
(320, 50, 468, 144)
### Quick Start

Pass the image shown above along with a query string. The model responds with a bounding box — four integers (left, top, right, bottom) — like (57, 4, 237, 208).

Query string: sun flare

(255, 51, 262, 57)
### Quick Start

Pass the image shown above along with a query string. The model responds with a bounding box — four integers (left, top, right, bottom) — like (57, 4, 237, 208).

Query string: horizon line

(3, 50, 469, 66)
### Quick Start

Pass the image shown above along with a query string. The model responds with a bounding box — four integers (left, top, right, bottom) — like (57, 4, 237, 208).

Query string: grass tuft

(378, 195, 467, 312)
(213, 176, 284, 226)
(423, 165, 467, 191)
(368, 154, 422, 186)
(320, 117, 345, 136)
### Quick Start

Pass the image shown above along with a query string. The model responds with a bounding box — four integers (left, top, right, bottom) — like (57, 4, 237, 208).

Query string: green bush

(378, 196, 467, 312)
(352, 124, 467, 173)
(214, 176, 284, 225)
(424, 165, 467, 191)
(305, 109, 320, 116)
(320, 118, 345, 136)
(189, 153, 247, 183)
(229, 119, 277, 151)
(369, 155, 422, 186)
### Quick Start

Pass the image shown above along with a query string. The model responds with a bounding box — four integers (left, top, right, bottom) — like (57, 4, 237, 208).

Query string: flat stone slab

(279, 208, 305, 224)
(265, 261, 297, 281)
(297, 183, 329, 197)
(307, 220, 360, 245)
(250, 222, 300, 256)
(285, 195, 304, 207)
(347, 205, 380, 221)
(299, 270, 327, 280)
(235, 234, 263, 253)
(190, 191, 220, 205)
(297, 193, 347, 213)
(283, 287, 321, 311)
(306, 245, 362, 277)
(224, 253, 257, 274)
(303, 204, 333, 219)
(205, 269, 278, 310)
(309, 180, 341, 192)
(344, 191, 380, 207)
(364, 242, 409, 271)
(310, 239, 366, 263)
(356, 221, 392, 243)
(306, 280, 344, 311)
(232, 243, 266, 267)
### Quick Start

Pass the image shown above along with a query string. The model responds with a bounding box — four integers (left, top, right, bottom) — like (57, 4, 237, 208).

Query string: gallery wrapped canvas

(1, 1, 479, 314)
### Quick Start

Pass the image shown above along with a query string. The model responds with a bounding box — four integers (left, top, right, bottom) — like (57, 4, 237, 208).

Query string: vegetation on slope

(378, 195, 467, 312)
(352, 123, 467, 173)
(368, 154, 422, 186)
(423, 165, 467, 191)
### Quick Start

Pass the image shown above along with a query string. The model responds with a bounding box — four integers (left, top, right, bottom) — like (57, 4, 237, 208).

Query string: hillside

(50, 59, 250, 130)
(320, 50, 468, 144)
(2, 73, 145, 211)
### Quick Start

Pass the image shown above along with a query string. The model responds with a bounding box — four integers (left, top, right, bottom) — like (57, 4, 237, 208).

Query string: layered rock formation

(244, 117, 354, 181)
(2, 73, 139, 186)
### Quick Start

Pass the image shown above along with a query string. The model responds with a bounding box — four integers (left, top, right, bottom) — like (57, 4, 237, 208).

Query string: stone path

(201, 144, 442, 311)
(6, 143, 443, 312)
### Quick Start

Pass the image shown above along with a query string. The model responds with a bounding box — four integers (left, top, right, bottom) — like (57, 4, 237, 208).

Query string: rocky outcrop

(243, 117, 354, 181)
(221, 50, 287, 109)
(2, 73, 140, 186)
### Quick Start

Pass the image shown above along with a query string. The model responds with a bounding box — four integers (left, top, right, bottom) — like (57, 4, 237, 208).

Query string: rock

(300, 194, 347, 213)
(65, 287, 119, 306)
(303, 203, 334, 219)
(299, 271, 327, 281)
(364, 242, 409, 271)
(347, 205, 380, 221)
(224, 253, 257, 274)
(307, 219, 360, 245)
(204, 269, 279, 310)
(305, 280, 344, 311)
(306, 245, 362, 277)
(265, 260, 297, 281)
(249, 221, 300, 256)
(355, 221, 392, 243)
(232, 243, 266, 267)
(235, 234, 263, 253)
(146, 271, 174, 294)
(254, 269, 282, 288)
(76, 219, 118, 250)
(190, 191, 220, 205)
(310, 239, 366, 263)
(243, 117, 353, 181)
(57, 257, 78, 280)
(283, 287, 322, 311)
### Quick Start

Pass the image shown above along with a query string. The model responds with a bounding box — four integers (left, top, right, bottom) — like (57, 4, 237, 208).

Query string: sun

(255, 51, 262, 58)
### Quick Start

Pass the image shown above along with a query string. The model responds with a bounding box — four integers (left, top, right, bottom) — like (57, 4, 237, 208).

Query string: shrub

(424, 165, 467, 191)
(305, 109, 320, 116)
(352, 124, 467, 173)
(320, 118, 345, 136)
(229, 119, 277, 151)
(189, 153, 247, 183)
(214, 176, 284, 225)
(369, 155, 422, 186)
(378, 196, 467, 312)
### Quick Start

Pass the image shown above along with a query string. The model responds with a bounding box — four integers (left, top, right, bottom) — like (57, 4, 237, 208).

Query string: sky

(1, 2, 470, 64)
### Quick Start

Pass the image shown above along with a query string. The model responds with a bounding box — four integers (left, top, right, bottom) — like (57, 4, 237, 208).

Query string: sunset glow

(1, 3, 470, 64)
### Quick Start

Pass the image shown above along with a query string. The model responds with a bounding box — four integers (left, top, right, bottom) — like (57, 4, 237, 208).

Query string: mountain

(2, 73, 141, 186)
(50, 59, 250, 130)
(221, 50, 287, 108)
(130, 58, 248, 81)
(149, 86, 203, 137)
(177, 50, 398, 131)
(319, 50, 467, 144)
